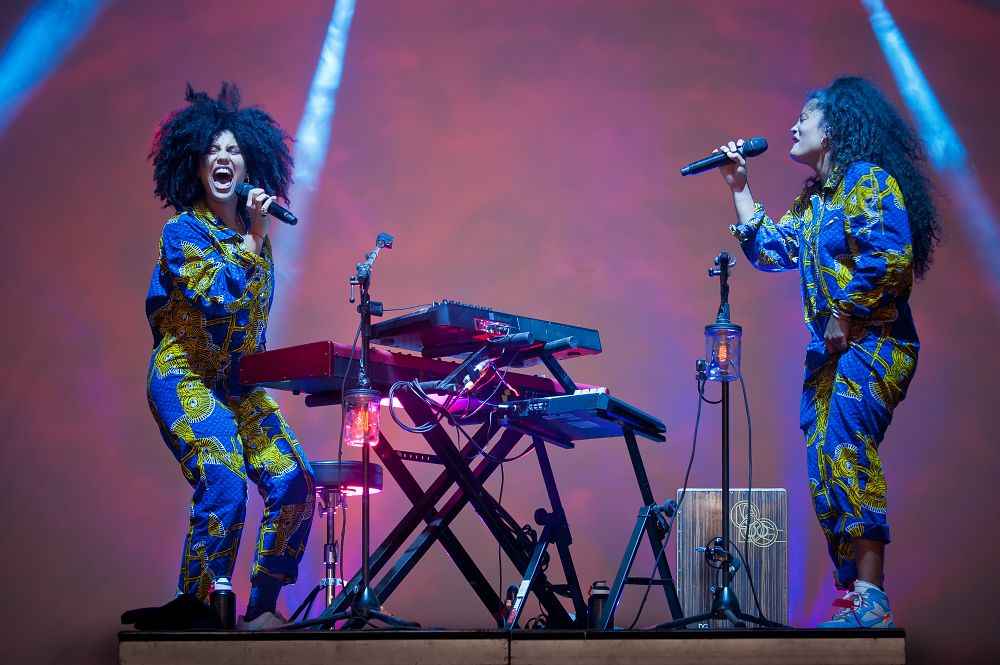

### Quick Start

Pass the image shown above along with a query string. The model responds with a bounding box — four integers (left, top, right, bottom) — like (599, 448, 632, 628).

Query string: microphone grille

(235, 182, 251, 197)
(741, 137, 768, 158)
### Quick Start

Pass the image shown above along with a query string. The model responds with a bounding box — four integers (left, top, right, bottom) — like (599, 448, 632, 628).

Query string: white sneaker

(236, 610, 288, 630)
(816, 581, 894, 629)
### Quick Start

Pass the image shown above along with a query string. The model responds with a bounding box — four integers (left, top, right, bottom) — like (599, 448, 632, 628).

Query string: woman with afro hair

(715, 76, 941, 628)
(146, 82, 314, 630)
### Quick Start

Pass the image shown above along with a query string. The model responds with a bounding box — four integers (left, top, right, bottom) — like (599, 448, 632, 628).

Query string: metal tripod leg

(654, 586, 746, 630)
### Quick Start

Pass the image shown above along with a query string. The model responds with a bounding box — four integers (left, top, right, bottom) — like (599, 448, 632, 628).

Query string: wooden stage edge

(119, 627, 906, 665)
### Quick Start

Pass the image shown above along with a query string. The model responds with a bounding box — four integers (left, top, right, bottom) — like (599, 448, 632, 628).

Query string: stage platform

(119, 627, 906, 665)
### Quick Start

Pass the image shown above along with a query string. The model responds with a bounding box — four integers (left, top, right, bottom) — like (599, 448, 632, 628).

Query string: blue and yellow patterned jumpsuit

(731, 162, 918, 589)
(146, 203, 314, 602)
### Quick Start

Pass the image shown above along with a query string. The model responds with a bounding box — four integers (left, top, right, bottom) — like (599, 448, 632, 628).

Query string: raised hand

(243, 187, 275, 254)
(244, 187, 275, 230)
(716, 139, 748, 193)
(714, 138, 756, 225)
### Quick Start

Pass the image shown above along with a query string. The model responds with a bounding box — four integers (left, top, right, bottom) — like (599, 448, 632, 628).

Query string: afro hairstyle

(149, 82, 294, 212)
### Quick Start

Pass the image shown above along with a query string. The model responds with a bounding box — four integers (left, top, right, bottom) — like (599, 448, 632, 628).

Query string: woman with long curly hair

(716, 75, 941, 628)
(146, 82, 314, 630)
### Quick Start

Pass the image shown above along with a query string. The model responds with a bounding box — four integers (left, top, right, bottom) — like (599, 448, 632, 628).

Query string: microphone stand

(310, 232, 419, 630)
(352, 233, 387, 620)
(706, 252, 743, 627)
(655, 252, 784, 630)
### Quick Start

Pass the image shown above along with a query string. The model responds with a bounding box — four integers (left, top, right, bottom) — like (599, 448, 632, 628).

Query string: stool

(313, 460, 383, 608)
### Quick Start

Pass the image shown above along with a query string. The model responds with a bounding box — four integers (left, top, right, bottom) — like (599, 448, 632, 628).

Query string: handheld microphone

(235, 182, 298, 225)
(680, 137, 768, 176)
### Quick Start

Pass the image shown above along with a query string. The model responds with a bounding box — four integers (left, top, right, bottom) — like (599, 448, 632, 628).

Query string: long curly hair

(149, 82, 294, 212)
(806, 75, 941, 279)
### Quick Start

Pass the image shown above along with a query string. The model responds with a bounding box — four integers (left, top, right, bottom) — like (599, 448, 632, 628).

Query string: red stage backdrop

(0, 1, 995, 663)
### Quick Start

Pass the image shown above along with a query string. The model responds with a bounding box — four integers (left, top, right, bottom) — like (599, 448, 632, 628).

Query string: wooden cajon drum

(675, 488, 788, 627)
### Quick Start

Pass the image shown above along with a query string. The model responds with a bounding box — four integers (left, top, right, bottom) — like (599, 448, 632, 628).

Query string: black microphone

(680, 137, 768, 176)
(235, 182, 298, 225)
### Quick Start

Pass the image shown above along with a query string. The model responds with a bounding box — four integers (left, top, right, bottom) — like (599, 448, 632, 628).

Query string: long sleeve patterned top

(146, 204, 273, 391)
(730, 162, 919, 403)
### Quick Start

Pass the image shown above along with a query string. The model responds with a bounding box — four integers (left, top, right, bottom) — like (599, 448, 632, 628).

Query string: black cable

(737, 373, 768, 625)
(389, 377, 467, 434)
(339, 320, 363, 424)
(340, 496, 347, 601)
(387, 340, 525, 434)
(437, 351, 547, 466)
(335, 317, 363, 593)
(462, 358, 519, 419)
(526, 599, 549, 629)
(451, 416, 536, 464)
(627, 378, 706, 629)
(387, 381, 446, 433)
(498, 462, 505, 616)
(700, 379, 722, 404)
(389, 378, 538, 465)
(445, 343, 522, 421)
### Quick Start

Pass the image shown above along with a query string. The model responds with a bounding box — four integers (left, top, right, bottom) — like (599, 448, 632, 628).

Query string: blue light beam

(0, 0, 112, 136)
(267, 0, 356, 346)
(862, 0, 1000, 320)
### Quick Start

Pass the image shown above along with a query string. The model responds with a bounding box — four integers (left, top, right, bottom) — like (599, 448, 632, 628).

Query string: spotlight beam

(0, 0, 112, 136)
(862, 0, 1000, 321)
(268, 0, 357, 345)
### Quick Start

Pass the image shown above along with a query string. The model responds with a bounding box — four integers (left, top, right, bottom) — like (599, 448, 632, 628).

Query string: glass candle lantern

(704, 323, 743, 382)
(342, 388, 382, 447)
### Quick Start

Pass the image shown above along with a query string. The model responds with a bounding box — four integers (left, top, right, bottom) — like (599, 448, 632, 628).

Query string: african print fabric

(731, 162, 918, 589)
(146, 204, 314, 601)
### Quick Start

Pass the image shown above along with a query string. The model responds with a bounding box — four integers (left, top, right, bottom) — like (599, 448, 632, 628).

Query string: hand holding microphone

(235, 182, 298, 225)
(716, 139, 750, 193)
(679, 136, 767, 177)
(684, 138, 763, 226)
(234, 184, 272, 254)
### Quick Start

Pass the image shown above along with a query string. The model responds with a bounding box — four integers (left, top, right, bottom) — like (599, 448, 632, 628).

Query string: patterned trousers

(800, 344, 911, 590)
(148, 367, 315, 602)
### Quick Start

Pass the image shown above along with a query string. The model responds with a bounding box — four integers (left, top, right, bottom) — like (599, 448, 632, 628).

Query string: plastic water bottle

(210, 577, 236, 629)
